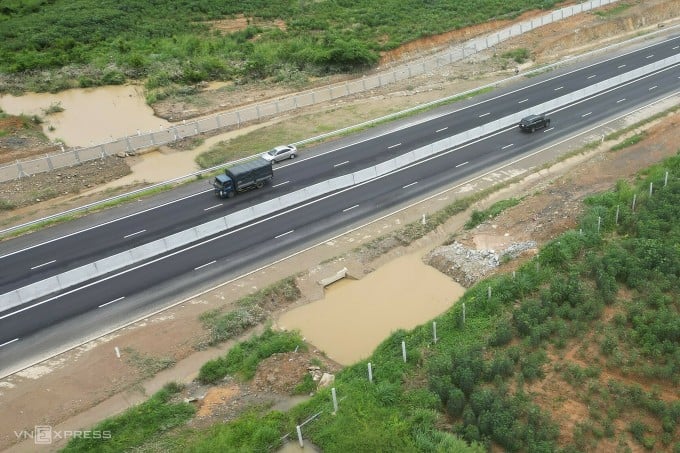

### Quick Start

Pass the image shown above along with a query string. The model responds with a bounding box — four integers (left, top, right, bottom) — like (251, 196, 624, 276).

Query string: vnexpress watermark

(14, 425, 111, 445)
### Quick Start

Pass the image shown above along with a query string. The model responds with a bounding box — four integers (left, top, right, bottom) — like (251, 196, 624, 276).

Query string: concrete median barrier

(2, 52, 678, 312)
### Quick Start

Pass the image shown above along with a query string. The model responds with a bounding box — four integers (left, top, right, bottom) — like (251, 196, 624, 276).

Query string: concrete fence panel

(19, 156, 51, 175)
(275, 97, 298, 113)
(0, 163, 20, 180)
(362, 75, 382, 90)
(78, 147, 103, 161)
(295, 92, 315, 108)
(49, 152, 79, 168)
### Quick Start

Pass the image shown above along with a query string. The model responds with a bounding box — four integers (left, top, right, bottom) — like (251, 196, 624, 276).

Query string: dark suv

(519, 114, 550, 132)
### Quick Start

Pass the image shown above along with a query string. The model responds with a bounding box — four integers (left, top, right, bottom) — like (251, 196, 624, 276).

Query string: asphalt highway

(0, 58, 677, 371)
(0, 35, 678, 293)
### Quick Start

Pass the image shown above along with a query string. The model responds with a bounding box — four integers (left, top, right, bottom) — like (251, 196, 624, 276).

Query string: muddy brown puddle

(277, 251, 464, 365)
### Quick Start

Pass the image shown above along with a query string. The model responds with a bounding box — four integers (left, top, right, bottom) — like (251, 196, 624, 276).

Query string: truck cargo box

(213, 157, 273, 198)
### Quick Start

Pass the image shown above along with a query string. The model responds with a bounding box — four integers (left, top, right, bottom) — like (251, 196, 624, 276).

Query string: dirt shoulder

(1, 1, 679, 451)
(3, 103, 678, 452)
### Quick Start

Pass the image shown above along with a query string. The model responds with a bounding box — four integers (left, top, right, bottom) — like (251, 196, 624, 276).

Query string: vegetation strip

(65, 139, 680, 451)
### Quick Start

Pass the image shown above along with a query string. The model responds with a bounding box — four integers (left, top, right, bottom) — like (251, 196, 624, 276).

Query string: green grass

(0, 199, 15, 210)
(464, 197, 522, 230)
(42, 101, 64, 115)
(0, 184, 172, 240)
(0, 0, 560, 95)
(593, 2, 633, 18)
(61, 382, 194, 453)
(195, 86, 495, 169)
(198, 328, 306, 384)
(610, 132, 647, 151)
(68, 150, 680, 451)
(123, 347, 176, 379)
(501, 48, 530, 63)
(199, 277, 301, 346)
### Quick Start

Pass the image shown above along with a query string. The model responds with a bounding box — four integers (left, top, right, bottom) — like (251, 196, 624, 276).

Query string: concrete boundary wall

(1, 52, 677, 312)
(0, 0, 622, 183)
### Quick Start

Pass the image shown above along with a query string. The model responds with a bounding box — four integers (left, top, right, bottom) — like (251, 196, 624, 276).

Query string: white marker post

(115, 347, 121, 359)
(401, 341, 407, 363)
(332, 388, 338, 414)
(433, 321, 438, 344)
(368, 362, 373, 383)
(296, 425, 303, 448)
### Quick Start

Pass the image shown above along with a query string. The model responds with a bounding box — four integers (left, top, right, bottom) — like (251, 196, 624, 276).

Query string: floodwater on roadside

(0, 85, 170, 148)
(277, 439, 321, 453)
(87, 122, 269, 193)
(277, 251, 464, 365)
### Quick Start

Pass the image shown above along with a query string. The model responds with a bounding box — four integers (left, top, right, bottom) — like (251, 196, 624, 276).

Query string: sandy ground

(1, 1, 679, 451)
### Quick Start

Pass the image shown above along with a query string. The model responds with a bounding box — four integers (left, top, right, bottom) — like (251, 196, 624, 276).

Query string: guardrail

(2, 52, 678, 312)
(0, 0, 624, 183)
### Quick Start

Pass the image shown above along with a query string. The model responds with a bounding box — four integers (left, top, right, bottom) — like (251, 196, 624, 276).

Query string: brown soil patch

(196, 384, 240, 418)
(207, 15, 287, 34)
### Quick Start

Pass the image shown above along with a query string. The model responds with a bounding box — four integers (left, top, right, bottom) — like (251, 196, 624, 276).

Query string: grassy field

(0, 0, 558, 95)
(65, 148, 680, 452)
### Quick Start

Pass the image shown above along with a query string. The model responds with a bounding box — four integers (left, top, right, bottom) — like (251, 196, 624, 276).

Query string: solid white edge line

(3, 34, 677, 256)
(98, 296, 125, 308)
(402, 181, 418, 189)
(0, 338, 19, 348)
(30, 259, 56, 270)
(203, 204, 222, 211)
(333, 161, 350, 167)
(194, 260, 216, 271)
(343, 205, 359, 212)
(272, 181, 290, 188)
(275, 230, 294, 239)
(0, 189, 212, 260)
(2, 91, 678, 380)
(3, 72, 679, 322)
(123, 229, 146, 239)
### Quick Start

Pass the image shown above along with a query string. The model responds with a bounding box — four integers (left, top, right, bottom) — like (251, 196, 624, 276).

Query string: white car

(262, 144, 297, 162)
